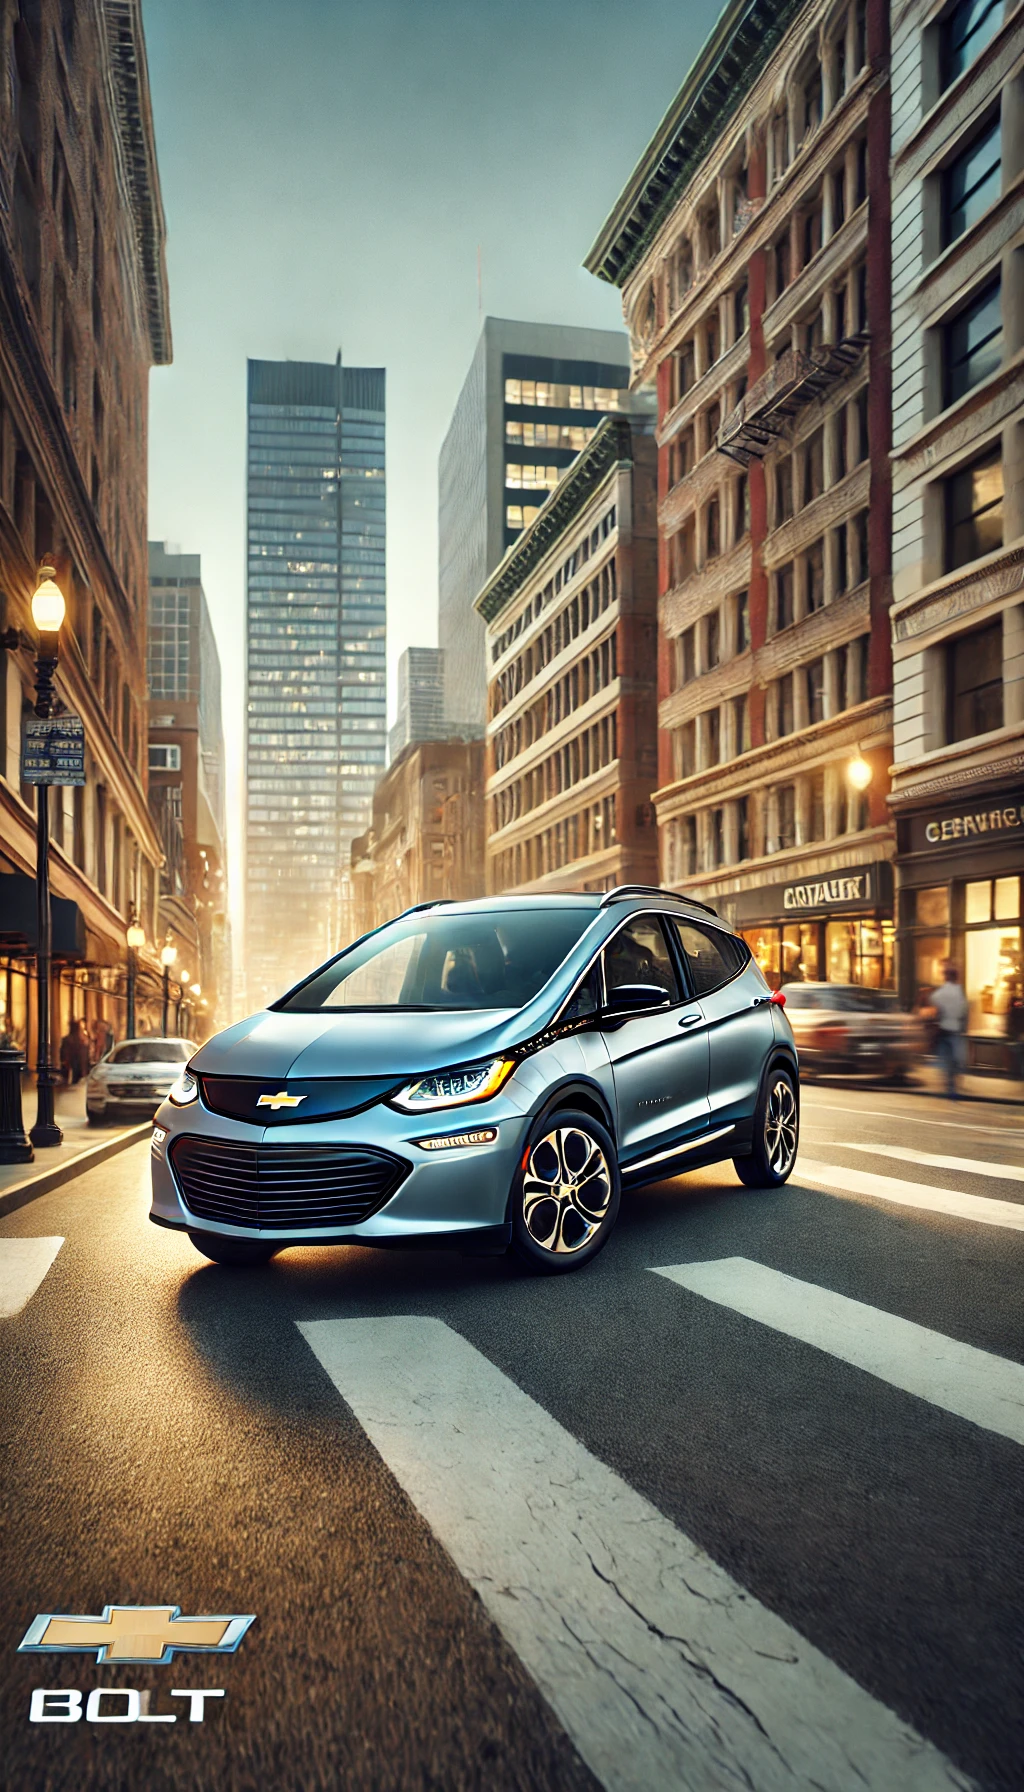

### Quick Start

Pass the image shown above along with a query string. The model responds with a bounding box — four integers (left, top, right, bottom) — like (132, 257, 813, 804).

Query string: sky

(143, 0, 723, 923)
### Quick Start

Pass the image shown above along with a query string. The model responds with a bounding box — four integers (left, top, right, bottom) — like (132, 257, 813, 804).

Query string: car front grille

(169, 1135, 409, 1230)
(108, 1082, 165, 1099)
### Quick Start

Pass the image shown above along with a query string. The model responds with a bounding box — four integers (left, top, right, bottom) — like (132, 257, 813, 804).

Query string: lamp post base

(30, 1065, 63, 1149)
(0, 1046, 34, 1162)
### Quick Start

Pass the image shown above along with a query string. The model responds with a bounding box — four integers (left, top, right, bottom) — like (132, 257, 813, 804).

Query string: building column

(1004, 603, 1024, 728)
(823, 648, 842, 719)
(823, 762, 843, 838)
(793, 664, 810, 732)
(723, 800, 740, 866)
(794, 774, 812, 846)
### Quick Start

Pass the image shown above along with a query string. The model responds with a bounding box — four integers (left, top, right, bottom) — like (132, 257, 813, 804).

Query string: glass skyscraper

(245, 357, 386, 1010)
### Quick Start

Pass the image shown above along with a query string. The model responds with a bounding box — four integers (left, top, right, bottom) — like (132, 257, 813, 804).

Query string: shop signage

(732, 862, 891, 925)
(909, 798, 1023, 855)
(22, 715, 85, 786)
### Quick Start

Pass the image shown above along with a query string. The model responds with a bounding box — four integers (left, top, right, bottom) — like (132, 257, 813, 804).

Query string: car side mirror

(602, 982, 672, 1019)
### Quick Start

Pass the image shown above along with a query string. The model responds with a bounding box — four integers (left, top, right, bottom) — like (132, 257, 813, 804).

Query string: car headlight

(391, 1056, 515, 1112)
(167, 1069, 198, 1107)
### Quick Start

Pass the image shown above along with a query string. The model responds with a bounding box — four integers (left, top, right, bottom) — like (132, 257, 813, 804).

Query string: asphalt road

(2, 1084, 1022, 1792)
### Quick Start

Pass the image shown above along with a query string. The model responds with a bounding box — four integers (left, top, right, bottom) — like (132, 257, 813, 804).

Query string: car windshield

(108, 1040, 192, 1064)
(278, 908, 595, 1012)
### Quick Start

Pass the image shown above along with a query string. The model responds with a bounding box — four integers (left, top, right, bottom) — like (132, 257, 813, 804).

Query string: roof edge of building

(474, 416, 635, 627)
(583, 0, 806, 290)
(102, 0, 172, 363)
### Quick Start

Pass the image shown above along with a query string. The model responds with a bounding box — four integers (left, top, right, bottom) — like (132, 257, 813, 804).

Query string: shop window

(827, 918, 895, 988)
(942, 0, 1004, 91)
(943, 117, 1001, 248)
(742, 924, 819, 990)
(966, 925, 1022, 1036)
(914, 886, 950, 927)
(915, 933, 951, 1001)
(945, 616, 1003, 741)
(945, 450, 1003, 571)
(944, 277, 1001, 407)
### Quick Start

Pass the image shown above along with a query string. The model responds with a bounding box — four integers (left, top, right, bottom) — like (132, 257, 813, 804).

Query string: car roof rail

(599, 884, 719, 918)
(396, 898, 456, 919)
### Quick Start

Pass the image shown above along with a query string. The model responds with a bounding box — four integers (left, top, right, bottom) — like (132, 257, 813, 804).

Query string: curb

(0, 1123, 152, 1219)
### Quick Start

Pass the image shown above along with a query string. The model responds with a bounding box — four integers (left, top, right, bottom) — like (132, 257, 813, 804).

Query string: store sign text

(783, 875, 867, 911)
(924, 805, 1021, 844)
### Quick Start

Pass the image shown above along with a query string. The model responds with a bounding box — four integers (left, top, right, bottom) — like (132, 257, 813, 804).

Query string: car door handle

(678, 1012, 702, 1028)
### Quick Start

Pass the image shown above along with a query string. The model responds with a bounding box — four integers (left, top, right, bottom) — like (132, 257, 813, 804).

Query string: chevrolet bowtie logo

(18, 1604, 255, 1664)
(256, 1090, 305, 1111)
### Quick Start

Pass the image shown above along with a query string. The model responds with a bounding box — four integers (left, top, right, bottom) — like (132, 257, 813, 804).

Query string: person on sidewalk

(929, 961, 968, 1099)
(60, 1018, 90, 1084)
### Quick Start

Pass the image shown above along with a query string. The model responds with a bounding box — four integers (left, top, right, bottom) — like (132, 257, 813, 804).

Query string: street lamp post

(160, 939, 177, 1034)
(125, 915, 145, 1040)
(176, 971, 190, 1036)
(26, 566, 66, 1148)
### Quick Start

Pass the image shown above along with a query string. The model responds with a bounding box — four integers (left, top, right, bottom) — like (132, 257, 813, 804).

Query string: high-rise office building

(388, 646, 446, 761)
(245, 357, 386, 1009)
(438, 319, 632, 732)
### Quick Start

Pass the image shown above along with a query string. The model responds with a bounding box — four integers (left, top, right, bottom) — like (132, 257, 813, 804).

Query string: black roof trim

(599, 885, 719, 917)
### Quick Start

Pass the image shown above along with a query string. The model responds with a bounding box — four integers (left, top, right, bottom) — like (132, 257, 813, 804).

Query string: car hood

(189, 1007, 526, 1080)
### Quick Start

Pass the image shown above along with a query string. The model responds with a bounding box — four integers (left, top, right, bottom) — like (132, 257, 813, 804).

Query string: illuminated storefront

(731, 863, 895, 991)
(896, 789, 1024, 1076)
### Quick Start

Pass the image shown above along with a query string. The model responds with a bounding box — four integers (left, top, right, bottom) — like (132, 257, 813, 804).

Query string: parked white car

(87, 1038, 197, 1124)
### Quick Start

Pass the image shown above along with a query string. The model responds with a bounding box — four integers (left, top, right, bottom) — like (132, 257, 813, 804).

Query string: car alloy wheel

(511, 1108, 621, 1273)
(764, 1075, 798, 1176)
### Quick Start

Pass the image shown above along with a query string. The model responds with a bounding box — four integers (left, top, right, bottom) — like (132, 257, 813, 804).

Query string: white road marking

(653, 1258, 1024, 1447)
(0, 1237, 63, 1318)
(794, 1158, 1024, 1230)
(299, 1314, 968, 1792)
(836, 1142, 1024, 1183)
(802, 1101, 1024, 1140)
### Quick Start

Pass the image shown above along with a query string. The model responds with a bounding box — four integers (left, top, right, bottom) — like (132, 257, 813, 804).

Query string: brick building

(478, 416, 659, 895)
(349, 739, 484, 937)
(586, 0, 899, 990)
(887, 0, 1023, 1073)
(0, 0, 170, 1056)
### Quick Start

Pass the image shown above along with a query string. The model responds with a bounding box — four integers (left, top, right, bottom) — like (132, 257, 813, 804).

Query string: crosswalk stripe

(836, 1142, 1024, 1183)
(652, 1258, 1024, 1447)
(298, 1314, 969, 1792)
(794, 1158, 1024, 1230)
(0, 1237, 63, 1318)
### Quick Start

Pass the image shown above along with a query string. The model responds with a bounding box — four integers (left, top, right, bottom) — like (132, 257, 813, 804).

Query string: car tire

(187, 1232, 280, 1267)
(87, 1112, 104, 1127)
(509, 1108, 620, 1274)
(733, 1066, 799, 1188)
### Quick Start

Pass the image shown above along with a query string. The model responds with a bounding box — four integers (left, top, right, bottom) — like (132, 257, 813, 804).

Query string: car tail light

(769, 989, 786, 1006)
(812, 1022, 847, 1048)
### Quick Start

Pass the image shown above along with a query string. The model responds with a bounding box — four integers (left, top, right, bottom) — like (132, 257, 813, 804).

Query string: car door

(601, 913, 710, 1162)
(667, 918, 775, 1129)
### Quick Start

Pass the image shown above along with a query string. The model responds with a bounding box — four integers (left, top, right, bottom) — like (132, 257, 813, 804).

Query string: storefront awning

(0, 875, 87, 959)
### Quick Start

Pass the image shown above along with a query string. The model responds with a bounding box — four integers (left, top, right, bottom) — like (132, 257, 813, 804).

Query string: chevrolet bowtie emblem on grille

(18, 1605, 255, 1664)
(256, 1090, 305, 1111)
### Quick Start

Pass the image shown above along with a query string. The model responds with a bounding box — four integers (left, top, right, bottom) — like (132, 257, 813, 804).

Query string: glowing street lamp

(26, 563, 67, 1146)
(125, 914, 145, 1040)
(847, 752, 873, 792)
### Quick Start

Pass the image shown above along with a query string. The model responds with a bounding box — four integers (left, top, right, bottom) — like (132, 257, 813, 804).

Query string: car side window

(670, 921, 746, 998)
(604, 916, 680, 1002)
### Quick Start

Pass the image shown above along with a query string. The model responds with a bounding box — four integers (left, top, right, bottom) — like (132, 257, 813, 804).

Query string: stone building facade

(587, 0, 899, 991)
(478, 417, 659, 895)
(0, 0, 170, 1057)
(888, 0, 1023, 1071)
(349, 738, 485, 937)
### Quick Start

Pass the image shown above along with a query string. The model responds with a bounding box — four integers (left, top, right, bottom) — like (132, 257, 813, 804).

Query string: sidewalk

(0, 1081, 151, 1218)
(909, 1063, 1024, 1106)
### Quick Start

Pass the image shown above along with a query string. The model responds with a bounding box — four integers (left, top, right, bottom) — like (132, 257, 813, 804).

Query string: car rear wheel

(187, 1231, 279, 1267)
(509, 1108, 620, 1274)
(733, 1068, 799, 1188)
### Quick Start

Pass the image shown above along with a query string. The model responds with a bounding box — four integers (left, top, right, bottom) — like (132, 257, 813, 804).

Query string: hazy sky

(144, 0, 722, 912)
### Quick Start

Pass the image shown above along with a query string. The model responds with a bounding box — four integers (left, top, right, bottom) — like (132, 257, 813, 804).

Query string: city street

(1, 1084, 1021, 1792)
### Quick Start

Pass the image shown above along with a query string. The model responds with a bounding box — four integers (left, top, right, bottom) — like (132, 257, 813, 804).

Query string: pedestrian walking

(928, 961, 968, 1099)
(59, 1018, 90, 1084)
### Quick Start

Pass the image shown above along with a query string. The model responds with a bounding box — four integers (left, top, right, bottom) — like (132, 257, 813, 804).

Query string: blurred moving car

(87, 1038, 197, 1124)
(782, 984, 923, 1081)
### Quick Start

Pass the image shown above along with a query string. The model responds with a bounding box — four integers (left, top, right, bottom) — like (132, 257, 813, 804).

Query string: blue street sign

(22, 715, 85, 786)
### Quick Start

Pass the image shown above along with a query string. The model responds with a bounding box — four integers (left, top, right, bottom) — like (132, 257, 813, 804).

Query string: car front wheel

(188, 1232, 279, 1267)
(510, 1108, 620, 1274)
(734, 1067, 799, 1188)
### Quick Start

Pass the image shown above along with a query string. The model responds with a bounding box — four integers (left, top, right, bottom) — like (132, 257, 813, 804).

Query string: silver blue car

(149, 888, 799, 1272)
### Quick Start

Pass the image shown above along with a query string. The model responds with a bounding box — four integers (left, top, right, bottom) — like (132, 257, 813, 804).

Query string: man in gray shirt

(930, 961, 969, 1099)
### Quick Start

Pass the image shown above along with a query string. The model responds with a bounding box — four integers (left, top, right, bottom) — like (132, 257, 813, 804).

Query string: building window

(732, 693, 750, 752)
(775, 672, 795, 737)
(774, 564, 795, 631)
(806, 657, 826, 724)
(734, 283, 750, 338)
(706, 707, 721, 765)
(706, 498, 721, 559)
(149, 743, 182, 772)
(773, 455, 794, 526)
(776, 784, 796, 850)
(675, 625, 696, 687)
(802, 430, 825, 505)
(945, 617, 1003, 741)
(806, 539, 825, 612)
(944, 277, 1001, 406)
(737, 794, 750, 860)
(942, 0, 1004, 89)
(945, 448, 1003, 569)
(774, 237, 790, 294)
(943, 117, 1001, 247)
(734, 588, 750, 651)
(674, 720, 696, 778)
(706, 609, 720, 668)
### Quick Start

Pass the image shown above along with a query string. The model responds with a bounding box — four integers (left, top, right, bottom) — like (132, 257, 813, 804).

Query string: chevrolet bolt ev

(150, 888, 799, 1272)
